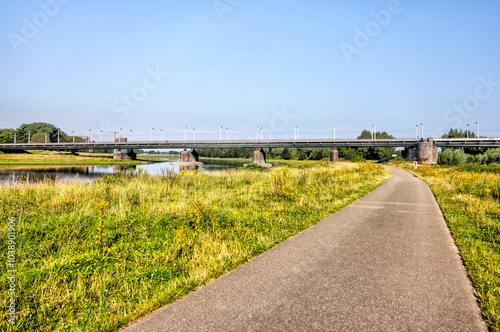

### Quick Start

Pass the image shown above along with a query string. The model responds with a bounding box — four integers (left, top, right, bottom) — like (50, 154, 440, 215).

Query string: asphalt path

(122, 166, 487, 331)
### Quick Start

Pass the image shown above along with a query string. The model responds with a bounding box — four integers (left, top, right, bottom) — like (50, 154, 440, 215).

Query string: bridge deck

(0, 138, 499, 151)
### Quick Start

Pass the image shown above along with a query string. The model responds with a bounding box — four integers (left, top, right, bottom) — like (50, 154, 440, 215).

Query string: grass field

(0, 152, 156, 166)
(392, 161, 500, 331)
(0, 161, 390, 331)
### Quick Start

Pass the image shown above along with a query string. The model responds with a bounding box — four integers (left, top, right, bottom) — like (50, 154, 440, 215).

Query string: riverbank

(0, 162, 390, 331)
(391, 161, 500, 331)
(0, 152, 159, 166)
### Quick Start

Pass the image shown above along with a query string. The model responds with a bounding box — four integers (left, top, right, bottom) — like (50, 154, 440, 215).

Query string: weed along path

(122, 167, 487, 331)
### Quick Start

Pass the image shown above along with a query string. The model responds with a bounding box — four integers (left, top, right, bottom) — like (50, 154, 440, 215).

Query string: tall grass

(0, 162, 390, 331)
(393, 161, 500, 331)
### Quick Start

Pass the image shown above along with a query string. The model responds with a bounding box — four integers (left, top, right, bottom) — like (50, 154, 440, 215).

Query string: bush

(438, 149, 467, 166)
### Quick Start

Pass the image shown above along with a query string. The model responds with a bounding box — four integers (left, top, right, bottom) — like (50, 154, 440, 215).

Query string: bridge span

(1, 137, 500, 164)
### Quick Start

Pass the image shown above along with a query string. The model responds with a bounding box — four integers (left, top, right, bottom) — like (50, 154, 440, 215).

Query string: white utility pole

(261, 127, 263, 140)
(476, 122, 479, 138)
(421, 123, 423, 140)
(466, 124, 469, 139)
(193, 128, 195, 142)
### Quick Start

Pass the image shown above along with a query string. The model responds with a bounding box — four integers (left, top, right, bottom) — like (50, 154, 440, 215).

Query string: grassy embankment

(0, 161, 390, 331)
(392, 161, 500, 331)
(0, 152, 157, 166)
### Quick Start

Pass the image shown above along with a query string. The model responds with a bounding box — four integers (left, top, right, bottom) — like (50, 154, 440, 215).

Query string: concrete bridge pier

(403, 138, 438, 163)
(180, 149, 199, 162)
(113, 149, 137, 160)
(330, 148, 339, 162)
(252, 148, 266, 165)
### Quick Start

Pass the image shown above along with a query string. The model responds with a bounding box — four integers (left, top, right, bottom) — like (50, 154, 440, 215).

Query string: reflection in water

(0, 158, 245, 184)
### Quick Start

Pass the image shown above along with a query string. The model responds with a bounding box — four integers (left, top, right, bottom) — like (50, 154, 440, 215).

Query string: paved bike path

(123, 167, 487, 331)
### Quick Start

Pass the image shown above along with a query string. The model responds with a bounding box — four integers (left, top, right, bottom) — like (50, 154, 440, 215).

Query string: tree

(355, 129, 396, 160)
(281, 148, 292, 160)
(0, 129, 14, 143)
(442, 128, 485, 155)
(15, 122, 71, 143)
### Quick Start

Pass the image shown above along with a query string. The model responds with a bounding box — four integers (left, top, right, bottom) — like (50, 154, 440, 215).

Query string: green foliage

(0, 122, 78, 143)
(0, 129, 15, 143)
(281, 147, 292, 160)
(476, 148, 500, 165)
(197, 148, 254, 158)
(438, 149, 467, 166)
(339, 147, 363, 161)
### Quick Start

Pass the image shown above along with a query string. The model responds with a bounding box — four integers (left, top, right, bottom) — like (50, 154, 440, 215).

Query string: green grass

(0, 162, 390, 331)
(0, 152, 154, 166)
(392, 161, 500, 331)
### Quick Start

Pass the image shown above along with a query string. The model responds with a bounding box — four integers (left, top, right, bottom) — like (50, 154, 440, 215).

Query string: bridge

(1, 137, 500, 164)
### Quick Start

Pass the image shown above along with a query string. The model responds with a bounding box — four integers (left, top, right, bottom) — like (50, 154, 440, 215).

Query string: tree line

(0, 122, 84, 143)
(197, 129, 399, 161)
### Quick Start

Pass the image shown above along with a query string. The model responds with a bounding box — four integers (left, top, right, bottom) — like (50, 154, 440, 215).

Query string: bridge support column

(330, 148, 339, 162)
(180, 149, 199, 162)
(417, 138, 438, 163)
(113, 149, 137, 160)
(252, 148, 266, 165)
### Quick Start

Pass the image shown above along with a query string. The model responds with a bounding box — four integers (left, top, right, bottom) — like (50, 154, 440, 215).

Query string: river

(0, 157, 245, 184)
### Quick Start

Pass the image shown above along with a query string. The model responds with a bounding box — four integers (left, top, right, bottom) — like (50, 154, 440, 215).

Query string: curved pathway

(123, 167, 487, 331)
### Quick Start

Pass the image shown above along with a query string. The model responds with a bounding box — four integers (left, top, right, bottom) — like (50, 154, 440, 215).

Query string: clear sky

(1, 0, 499, 141)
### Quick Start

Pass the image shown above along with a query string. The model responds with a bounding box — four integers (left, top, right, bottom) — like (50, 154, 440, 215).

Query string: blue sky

(0, 0, 499, 141)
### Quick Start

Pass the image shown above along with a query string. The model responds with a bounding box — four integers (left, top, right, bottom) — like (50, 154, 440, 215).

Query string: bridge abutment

(113, 149, 137, 160)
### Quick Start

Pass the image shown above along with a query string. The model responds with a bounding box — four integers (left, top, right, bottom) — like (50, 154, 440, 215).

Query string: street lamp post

(421, 123, 423, 140)
(119, 128, 122, 142)
(14, 131, 16, 144)
(57, 130, 60, 143)
(28, 130, 31, 144)
(334, 125, 336, 141)
(88, 129, 91, 143)
(374, 124, 376, 140)
(45, 131, 48, 143)
(193, 128, 196, 142)
(296, 126, 299, 140)
(226, 128, 228, 142)
(130, 130, 133, 142)
(467, 123, 469, 139)
(261, 127, 263, 140)
(72, 131, 75, 143)
(161, 128, 164, 141)
(100, 130, 103, 142)
(184, 127, 188, 142)
(476, 122, 479, 138)
(416, 125, 418, 139)
(151, 128, 154, 143)
(256, 125, 259, 141)
(220, 126, 222, 142)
